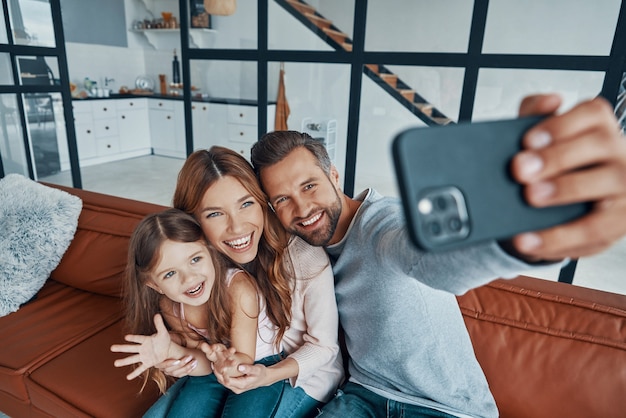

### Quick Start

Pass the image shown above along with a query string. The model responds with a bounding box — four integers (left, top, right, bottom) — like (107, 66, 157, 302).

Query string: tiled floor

(41, 155, 184, 206)
(40, 155, 626, 296)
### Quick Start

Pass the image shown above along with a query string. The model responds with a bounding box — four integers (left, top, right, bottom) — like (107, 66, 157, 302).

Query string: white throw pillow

(0, 174, 82, 316)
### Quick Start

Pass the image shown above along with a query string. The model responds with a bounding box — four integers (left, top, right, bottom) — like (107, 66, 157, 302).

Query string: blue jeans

(144, 354, 286, 418)
(143, 374, 228, 418)
(273, 385, 323, 418)
(319, 382, 456, 418)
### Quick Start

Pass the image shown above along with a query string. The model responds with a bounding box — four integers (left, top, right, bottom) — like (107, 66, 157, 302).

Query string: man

(246, 94, 626, 418)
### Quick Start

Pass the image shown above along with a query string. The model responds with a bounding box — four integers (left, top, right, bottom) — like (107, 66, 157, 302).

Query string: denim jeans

(318, 382, 457, 418)
(142, 353, 285, 418)
(221, 353, 285, 418)
(273, 385, 323, 418)
(143, 374, 228, 418)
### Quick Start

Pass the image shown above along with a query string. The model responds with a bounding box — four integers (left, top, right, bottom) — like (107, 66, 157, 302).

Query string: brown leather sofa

(0, 184, 624, 417)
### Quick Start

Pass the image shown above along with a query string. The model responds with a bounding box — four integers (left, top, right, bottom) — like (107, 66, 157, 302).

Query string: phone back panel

(392, 116, 590, 251)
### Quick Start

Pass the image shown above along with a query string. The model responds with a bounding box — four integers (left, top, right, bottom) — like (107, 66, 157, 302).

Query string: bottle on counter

(172, 49, 181, 85)
(159, 74, 167, 95)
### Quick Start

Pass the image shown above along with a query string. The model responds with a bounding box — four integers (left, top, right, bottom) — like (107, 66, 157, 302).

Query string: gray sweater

(325, 189, 539, 418)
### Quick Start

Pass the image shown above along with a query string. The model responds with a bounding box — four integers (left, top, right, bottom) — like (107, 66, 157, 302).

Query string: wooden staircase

(278, 0, 454, 126)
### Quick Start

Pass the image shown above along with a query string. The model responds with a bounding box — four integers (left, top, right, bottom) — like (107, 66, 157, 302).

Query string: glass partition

(0, 94, 29, 176)
(189, 0, 257, 49)
(0, 54, 13, 85)
(189, 59, 258, 100)
(483, 0, 620, 55)
(473, 68, 605, 121)
(22, 92, 67, 180)
(355, 64, 464, 197)
(0, 6, 8, 44)
(267, 61, 351, 174)
(269, 0, 354, 51)
(365, 0, 473, 52)
(17, 55, 59, 86)
(7, 0, 56, 47)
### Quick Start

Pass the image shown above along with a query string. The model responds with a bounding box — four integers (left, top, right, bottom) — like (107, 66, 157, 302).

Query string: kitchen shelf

(129, 28, 217, 49)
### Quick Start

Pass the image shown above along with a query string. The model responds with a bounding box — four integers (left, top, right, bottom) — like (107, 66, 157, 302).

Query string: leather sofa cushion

(47, 185, 166, 297)
(0, 280, 121, 402)
(458, 276, 626, 418)
(27, 320, 160, 417)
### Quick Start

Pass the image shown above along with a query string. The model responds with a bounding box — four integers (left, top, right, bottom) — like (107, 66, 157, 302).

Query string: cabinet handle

(192, 105, 196, 110)
(105, 126, 109, 130)
(159, 102, 163, 107)
(240, 150, 244, 154)
(167, 115, 171, 120)
(203, 106, 206, 111)
(240, 131, 244, 136)
(103, 107, 108, 112)
(239, 113, 243, 118)
(107, 144, 111, 148)
(86, 129, 91, 134)
(130, 102, 134, 106)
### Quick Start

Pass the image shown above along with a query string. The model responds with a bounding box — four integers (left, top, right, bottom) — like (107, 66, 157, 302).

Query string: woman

(155, 146, 343, 418)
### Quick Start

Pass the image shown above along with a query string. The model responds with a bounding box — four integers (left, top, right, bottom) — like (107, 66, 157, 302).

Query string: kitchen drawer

(227, 124, 257, 145)
(149, 99, 175, 111)
(227, 105, 257, 126)
(96, 137, 120, 156)
(92, 101, 117, 119)
(228, 141, 252, 161)
(72, 101, 93, 116)
(94, 118, 119, 137)
(117, 98, 147, 111)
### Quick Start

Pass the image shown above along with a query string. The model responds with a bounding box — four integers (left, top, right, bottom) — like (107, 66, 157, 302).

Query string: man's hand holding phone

(510, 94, 626, 262)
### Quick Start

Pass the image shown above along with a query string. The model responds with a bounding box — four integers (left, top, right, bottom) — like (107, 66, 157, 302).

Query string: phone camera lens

(427, 221, 442, 236)
(448, 216, 462, 232)
(434, 196, 448, 211)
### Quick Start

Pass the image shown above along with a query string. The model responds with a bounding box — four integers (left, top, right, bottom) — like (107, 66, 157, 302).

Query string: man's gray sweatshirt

(325, 189, 541, 418)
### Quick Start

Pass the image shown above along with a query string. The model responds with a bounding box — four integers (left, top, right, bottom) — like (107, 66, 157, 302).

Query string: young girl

(161, 146, 343, 417)
(110, 208, 285, 418)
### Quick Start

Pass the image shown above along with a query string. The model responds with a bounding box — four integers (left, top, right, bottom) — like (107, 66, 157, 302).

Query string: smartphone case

(392, 116, 591, 251)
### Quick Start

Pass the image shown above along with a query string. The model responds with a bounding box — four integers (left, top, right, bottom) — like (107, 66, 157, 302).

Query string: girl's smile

(147, 239, 216, 307)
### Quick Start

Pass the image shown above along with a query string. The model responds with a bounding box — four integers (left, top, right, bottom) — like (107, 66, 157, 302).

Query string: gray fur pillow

(0, 174, 82, 316)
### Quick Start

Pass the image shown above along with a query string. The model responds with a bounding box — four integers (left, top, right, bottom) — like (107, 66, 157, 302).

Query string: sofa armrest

(458, 275, 626, 418)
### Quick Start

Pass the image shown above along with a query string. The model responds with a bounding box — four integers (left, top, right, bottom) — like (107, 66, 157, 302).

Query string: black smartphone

(392, 116, 591, 251)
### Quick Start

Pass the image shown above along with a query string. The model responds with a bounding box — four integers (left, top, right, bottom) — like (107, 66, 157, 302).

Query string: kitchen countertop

(73, 93, 276, 106)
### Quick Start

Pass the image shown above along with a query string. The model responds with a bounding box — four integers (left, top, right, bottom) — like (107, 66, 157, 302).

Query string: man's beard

(289, 197, 342, 247)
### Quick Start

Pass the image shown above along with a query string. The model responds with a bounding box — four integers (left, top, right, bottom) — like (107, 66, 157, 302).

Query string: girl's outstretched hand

(110, 313, 173, 380)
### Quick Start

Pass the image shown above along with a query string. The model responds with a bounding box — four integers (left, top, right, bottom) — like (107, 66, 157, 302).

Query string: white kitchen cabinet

(89, 99, 120, 162)
(118, 98, 151, 153)
(225, 103, 276, 161)
(149, 99, 186, 158)
(72, 98, 152, 167)
(72, 101, 97, 161)
(192, 102, 226, 151)
(191, 102, 276, 159)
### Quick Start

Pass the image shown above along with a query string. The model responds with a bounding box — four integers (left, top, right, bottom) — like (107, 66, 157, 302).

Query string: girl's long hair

(124, 208, 231, 393)
(173, 146, 293, 349)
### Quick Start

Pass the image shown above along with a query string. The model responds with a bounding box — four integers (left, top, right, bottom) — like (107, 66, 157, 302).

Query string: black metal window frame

(2, 0, 626, 283)
(0, 0, 81, 187)
(176, 0, 626, 285)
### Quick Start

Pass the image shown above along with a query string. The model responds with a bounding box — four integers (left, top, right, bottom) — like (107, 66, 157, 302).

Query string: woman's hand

(218, 363, 270, 394)
(110, 313, 174, 380)
(509, 94, 626, 261)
